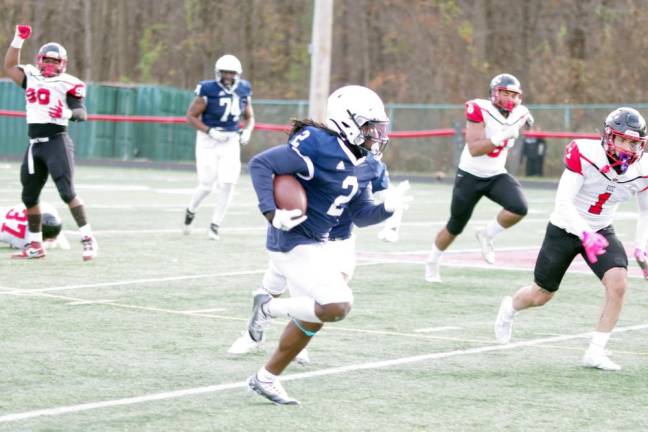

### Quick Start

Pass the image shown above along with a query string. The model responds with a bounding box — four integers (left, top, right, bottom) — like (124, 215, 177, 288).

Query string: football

(273, 175, 307, 213)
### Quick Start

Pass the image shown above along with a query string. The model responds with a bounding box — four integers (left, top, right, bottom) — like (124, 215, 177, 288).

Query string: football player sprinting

(244, 86, 411, 405)
(183, 54, 255, 240)
(494, 107, 648, 371)
(425, 73, 533, 282)
(0, 202, 70, 251)
(4, 24, 98, 260)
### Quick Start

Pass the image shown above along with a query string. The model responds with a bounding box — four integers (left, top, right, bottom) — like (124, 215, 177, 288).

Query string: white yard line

(66, 299, 116, 306)
(1, 323, 646, 423)
(414, 326, 462, 333)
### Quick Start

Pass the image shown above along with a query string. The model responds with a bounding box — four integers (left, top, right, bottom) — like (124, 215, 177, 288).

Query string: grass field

(1, 161, 647, 432)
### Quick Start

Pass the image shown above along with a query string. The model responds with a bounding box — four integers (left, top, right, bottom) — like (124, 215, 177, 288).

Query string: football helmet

(39, 202, 62, 240)
(37, 42, 67, 77)
(326, 85, 390, 156)
(602, 107, 647, 174)
(489, 73, 522, 112)
(215, 54, 242, 87)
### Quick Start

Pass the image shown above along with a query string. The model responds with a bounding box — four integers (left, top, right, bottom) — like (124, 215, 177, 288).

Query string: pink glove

(634, 248, 648, 280)
(581, 231, 608, 264)
(16, 25, 32, 39)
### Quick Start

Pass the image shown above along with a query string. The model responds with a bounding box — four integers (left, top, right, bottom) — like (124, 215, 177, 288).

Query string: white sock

(29, 231, 43, 243)
(188, 188, 210, 213)
(79, 224, 93, 237)
(211, 183, 235, 225)
(427, 243, 443, 262)
(266, 296, 322, 323)
(257, 367, 278, 382)
(485, 220, 506, 239)
(590, 331, 611, 350)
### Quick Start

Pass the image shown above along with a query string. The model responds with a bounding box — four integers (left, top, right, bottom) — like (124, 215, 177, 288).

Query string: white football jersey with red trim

(0, 204, 28, 249)
(550, 139, 648, 232)
(20, 64, 85, 126)
(458, 98, 531, 178)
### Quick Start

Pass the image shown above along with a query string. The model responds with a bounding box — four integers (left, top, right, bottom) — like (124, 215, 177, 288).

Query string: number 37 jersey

(0, 204, 28, 249)
(551, 139, 648, 232)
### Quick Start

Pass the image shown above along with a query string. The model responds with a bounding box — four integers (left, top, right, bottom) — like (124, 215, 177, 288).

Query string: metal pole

(308, 0, 334, 121)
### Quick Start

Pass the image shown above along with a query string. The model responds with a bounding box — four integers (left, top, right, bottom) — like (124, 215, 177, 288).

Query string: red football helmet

(489, 73, 522, 112)
(36, 42, 68, 77)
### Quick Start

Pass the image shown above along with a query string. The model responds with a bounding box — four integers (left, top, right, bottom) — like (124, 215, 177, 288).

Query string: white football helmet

(214, 54, 242, 86)
(326, 85, 390, 155)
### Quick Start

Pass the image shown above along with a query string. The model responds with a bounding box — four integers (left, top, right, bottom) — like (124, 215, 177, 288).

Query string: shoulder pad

(564, 141, 583, 174)
(237, 80, 252, 97)
(465, 100, 484, 123)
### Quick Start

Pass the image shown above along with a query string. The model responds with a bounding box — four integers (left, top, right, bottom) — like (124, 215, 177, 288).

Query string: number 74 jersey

(552, 138, 648, 232)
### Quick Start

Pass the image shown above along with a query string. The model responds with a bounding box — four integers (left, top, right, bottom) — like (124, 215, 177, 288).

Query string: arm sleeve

(635, 191, 648, 249)
(248, 145, 310, 214)
(553, 169, 592, 238)
(348, 187, 391, 227)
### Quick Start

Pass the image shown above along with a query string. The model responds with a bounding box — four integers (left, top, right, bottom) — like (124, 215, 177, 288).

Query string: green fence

(2, 79, 648, 176)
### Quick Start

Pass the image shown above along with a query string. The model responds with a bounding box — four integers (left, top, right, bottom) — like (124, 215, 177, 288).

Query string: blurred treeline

(2, 0, 648, 105)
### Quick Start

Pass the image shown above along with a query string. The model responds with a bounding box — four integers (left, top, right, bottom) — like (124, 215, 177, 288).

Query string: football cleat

(248, 292, 272, 343)
(247, 374, 299, 405)
(494, 296, 516, 344)
(227, 330, 261, 354)
(12, 241, 46, 259)
(208, 223, 220, 240)
(294, 348, 311, 365)
(81, 236, 98, 261)
(378, 226, 399, 243)
(424, 259, 441, 283)
(476, 228, 495, 264)
(183, 208, 195, 235)
(582, 347, 621, 371)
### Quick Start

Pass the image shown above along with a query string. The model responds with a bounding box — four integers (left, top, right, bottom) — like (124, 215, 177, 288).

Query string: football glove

(383, 180, 413, 213)
(239, 128, 252, 145)
(490, 126, 519, 148)
(48, 100, 72, 120)
(11, 24, 32, 48)
(633, 248, 648, 280)
(582, 231, 608, 264)
(271, 209, 307, 231)
(525, 112, 535, 128)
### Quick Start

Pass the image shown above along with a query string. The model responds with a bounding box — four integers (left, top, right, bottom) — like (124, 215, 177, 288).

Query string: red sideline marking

(358, 247, 648, 279)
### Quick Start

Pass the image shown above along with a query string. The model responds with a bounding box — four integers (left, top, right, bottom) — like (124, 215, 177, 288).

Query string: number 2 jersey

(19, 64, 85, 136)
(194, 79, 252, 132)
(550, 139, 648, 235)
(248, 126, 392, 252)
(459, 98, 531, 178)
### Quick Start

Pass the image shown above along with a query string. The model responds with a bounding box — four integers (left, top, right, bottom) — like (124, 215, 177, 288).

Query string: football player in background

(227, 152, 408, 363)
(244, 85, 411, 405)
(183, 54, 255, 240)
(494, 107, 648, 371)
(3, 24, 98, 261)
(425, 73, 533, 282)
(632, 196, 648, 280)
(0, 202, 70, 250)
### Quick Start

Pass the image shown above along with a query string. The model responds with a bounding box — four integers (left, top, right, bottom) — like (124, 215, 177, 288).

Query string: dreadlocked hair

(289, 118, 337, 136)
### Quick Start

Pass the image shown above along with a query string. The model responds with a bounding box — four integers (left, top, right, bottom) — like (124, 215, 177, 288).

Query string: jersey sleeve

(465, 100, 484, 123)
(554, 169, 591, 237)
(348, 187, 391, 227)
(563, 141, 583, 174)
(195, 81, 210, 97)
(371, 162, 390, 193)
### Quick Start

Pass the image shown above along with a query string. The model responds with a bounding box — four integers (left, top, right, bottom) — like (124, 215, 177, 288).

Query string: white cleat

(207, 223, 220, 240)
(424, 260, 442, 283)
(494, 296, 516, 344)
(378, 227, 399, 243)
(294, 348, 311, 365)
(475, 228, 495, 264)
(227, 331, 261, 354)
(81, 236, 98, 261)
(582, 347, 621, 371)
(248, 374, 299, 405)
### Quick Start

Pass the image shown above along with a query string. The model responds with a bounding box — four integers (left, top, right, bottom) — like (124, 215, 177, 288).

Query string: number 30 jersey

(19, 64, 85, 126)
(550, 139, 648, 234)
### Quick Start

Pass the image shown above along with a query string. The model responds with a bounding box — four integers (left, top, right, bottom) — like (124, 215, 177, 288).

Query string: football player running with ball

(183, 54, 255, 240)
(494, 107, 648, 371)
(425, 73, 533, 282)
(4, 24, 97, 260)
(244, 85, 411, 405)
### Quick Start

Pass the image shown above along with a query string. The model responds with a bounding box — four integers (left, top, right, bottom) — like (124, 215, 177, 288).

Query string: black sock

(70, 205, 88, 227)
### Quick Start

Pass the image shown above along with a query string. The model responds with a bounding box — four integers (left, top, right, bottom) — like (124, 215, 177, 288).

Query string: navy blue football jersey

(194, 79, 252, 131)
(329, 154, 391, 240)
(249, 125, 391, 252)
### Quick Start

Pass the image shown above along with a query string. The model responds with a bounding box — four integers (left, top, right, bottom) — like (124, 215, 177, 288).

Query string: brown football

(273, 175, 307, 213)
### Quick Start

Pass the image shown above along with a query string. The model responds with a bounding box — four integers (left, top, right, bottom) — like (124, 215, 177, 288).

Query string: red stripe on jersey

(564, 141, 583, 174)
(465, 101, 483, 123)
